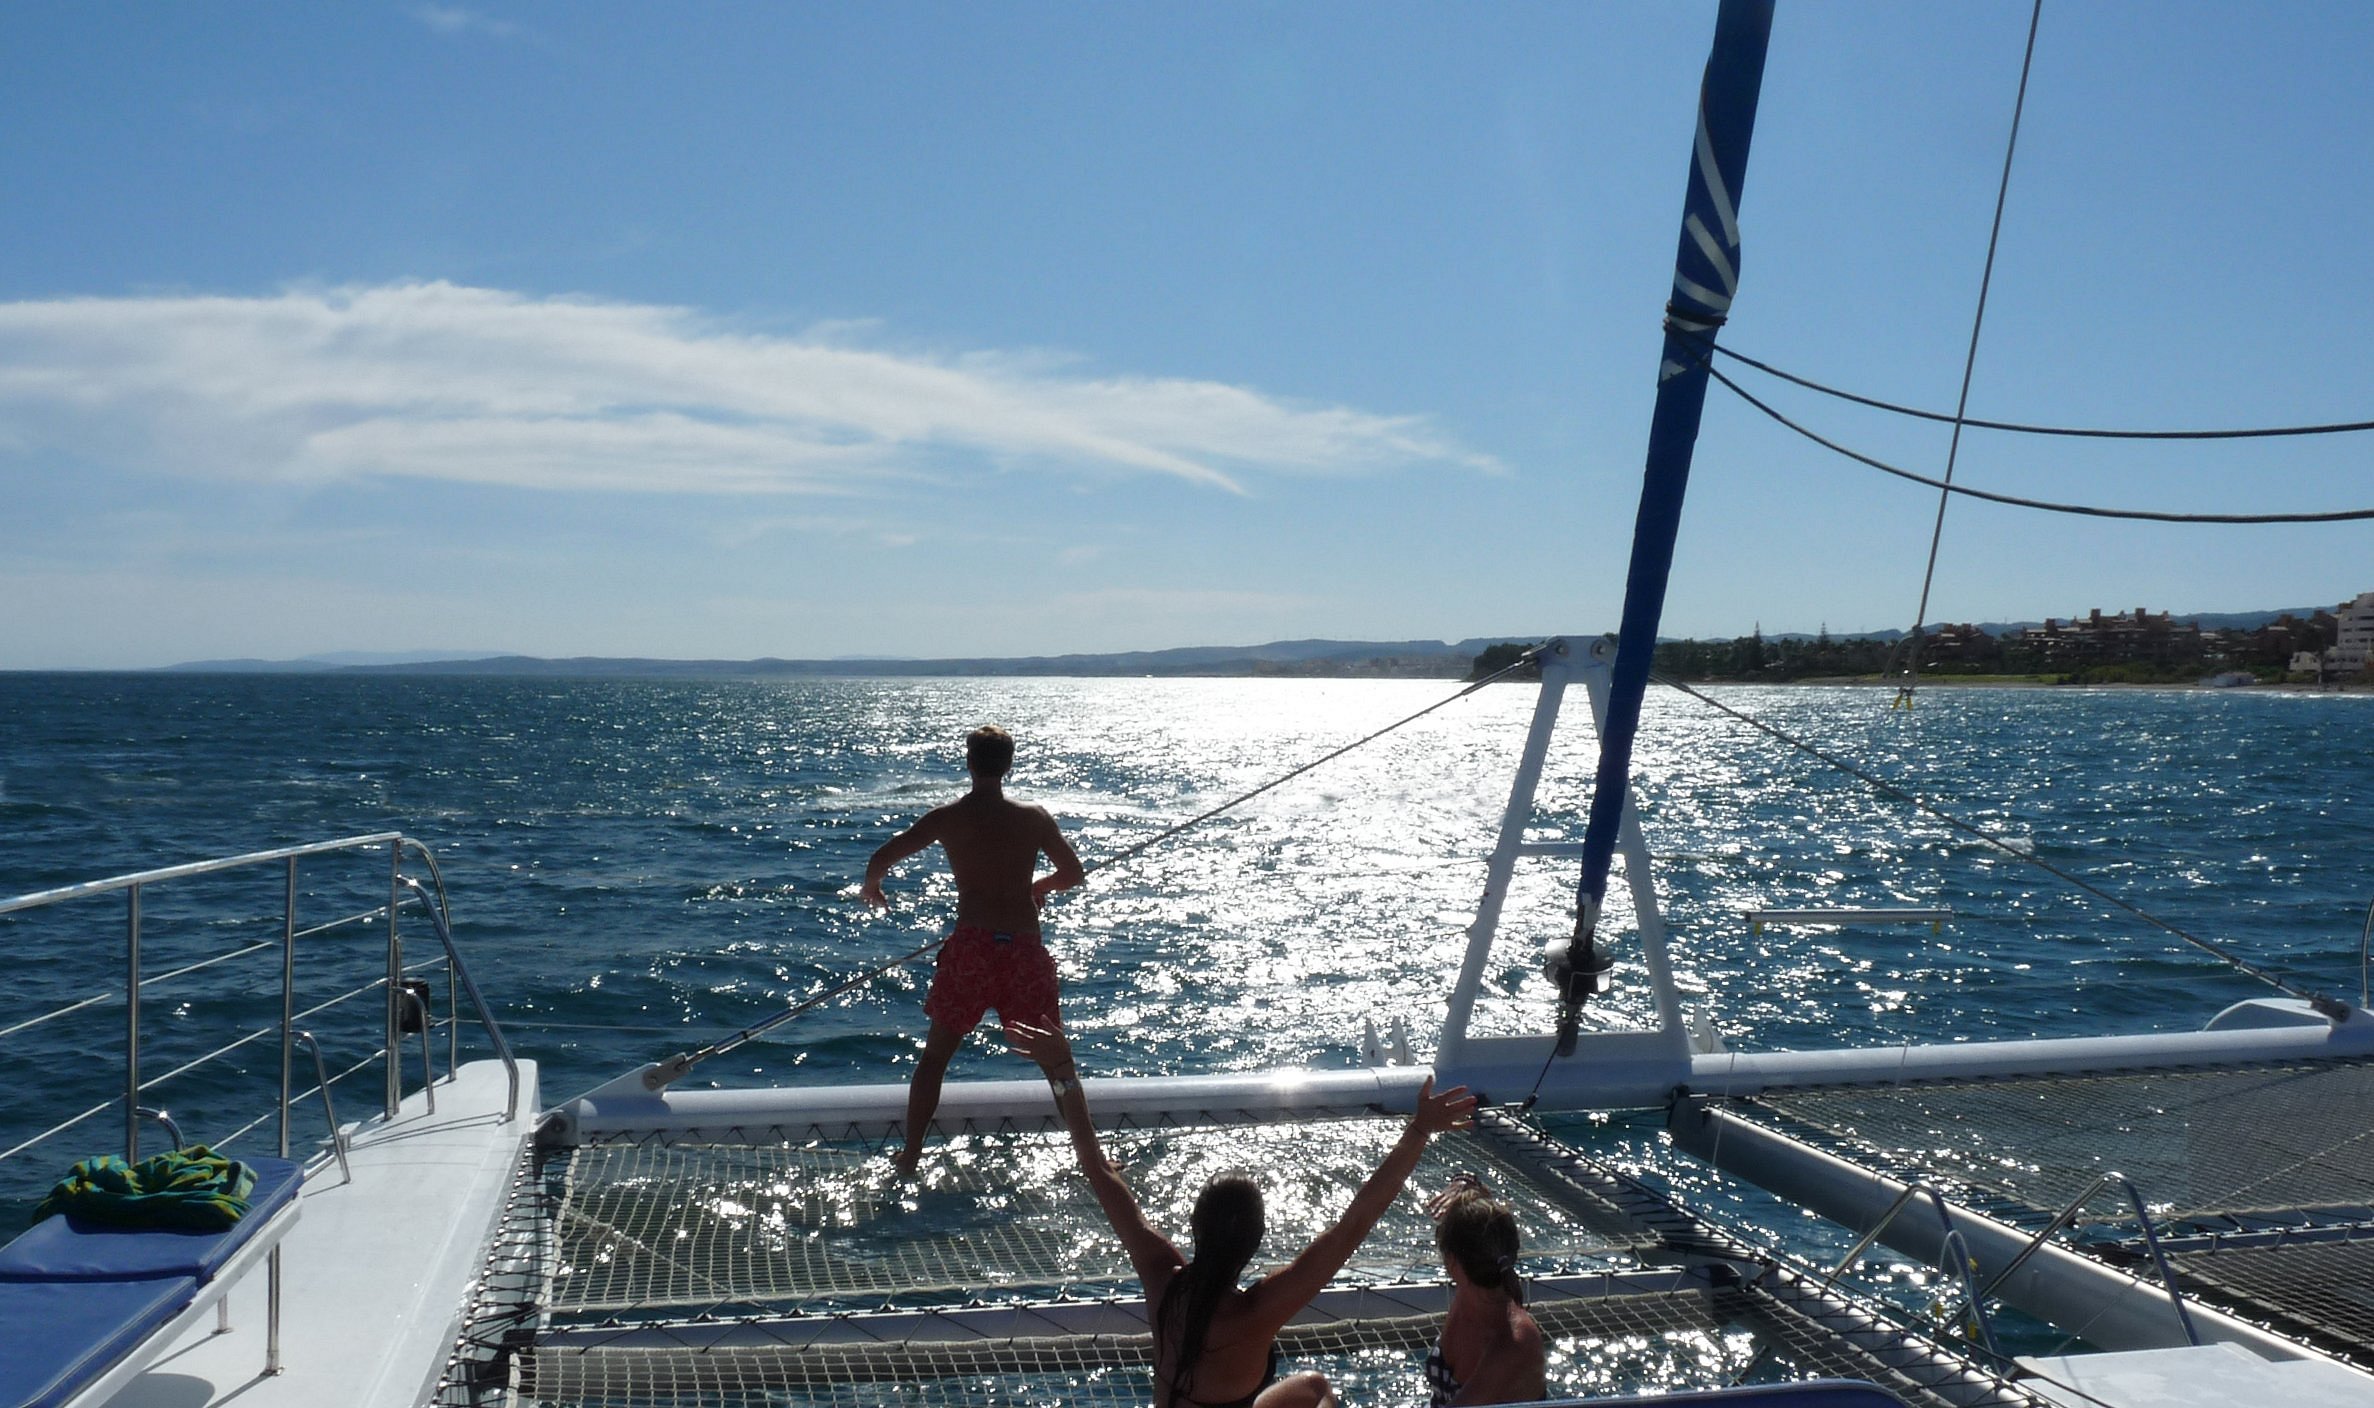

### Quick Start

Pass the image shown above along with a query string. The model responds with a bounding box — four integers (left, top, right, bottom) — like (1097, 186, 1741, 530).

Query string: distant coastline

(155, 638, 1500, 681)
(99, 603, 2349, 683)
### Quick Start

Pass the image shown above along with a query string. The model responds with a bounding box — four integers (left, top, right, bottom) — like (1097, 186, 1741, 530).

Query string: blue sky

(3, 2, 2369, 669)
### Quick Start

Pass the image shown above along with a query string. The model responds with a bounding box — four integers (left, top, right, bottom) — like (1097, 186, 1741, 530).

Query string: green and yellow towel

(34, 1145, 257, 1230)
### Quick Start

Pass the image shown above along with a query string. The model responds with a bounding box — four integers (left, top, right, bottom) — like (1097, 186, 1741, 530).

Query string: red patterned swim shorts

(924, 925, 1060, 1036)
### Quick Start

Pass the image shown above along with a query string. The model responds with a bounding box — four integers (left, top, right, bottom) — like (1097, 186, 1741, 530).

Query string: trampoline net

(549, 1115, 1658, 1315)
(2149, 1233, 2374, 1369)
(438, 1109, 2054, 1408)
(1748, 1057, 2374, 1227)
(1734, 1057, 2374, 1367)
(508, 1285, 2031, 1408)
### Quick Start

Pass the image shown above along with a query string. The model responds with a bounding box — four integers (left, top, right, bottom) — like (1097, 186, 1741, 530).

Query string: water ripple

(2, 674, 2369, 1146)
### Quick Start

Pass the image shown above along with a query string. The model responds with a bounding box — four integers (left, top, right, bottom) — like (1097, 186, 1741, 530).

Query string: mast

(1565, 0, 1774, 1041)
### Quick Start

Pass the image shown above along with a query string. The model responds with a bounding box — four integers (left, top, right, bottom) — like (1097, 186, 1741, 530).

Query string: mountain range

(158, 607, 2329, 678)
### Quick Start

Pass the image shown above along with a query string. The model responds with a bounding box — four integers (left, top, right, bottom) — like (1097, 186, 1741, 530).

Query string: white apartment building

(2333, 591, 2374, 672)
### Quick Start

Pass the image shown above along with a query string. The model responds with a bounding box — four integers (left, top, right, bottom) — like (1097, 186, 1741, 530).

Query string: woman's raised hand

(1005, 1021, 1077, 1082)
(1412, 1077, 1477, 1138)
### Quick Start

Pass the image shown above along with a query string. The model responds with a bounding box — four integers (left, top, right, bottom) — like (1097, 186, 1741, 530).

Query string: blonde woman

(1422, 1173, 1545, 1405)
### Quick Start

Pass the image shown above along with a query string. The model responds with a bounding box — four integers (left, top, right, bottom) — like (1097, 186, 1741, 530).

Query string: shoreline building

(2336, 591, 2374, 674)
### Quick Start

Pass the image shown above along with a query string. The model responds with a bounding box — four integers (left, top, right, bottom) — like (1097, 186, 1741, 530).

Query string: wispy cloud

(407, 5, 523, 40)
(0, 283, 1496, 499)
(710, 512, 924, 551)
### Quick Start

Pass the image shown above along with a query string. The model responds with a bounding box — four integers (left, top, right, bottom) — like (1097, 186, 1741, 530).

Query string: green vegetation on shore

(1647, 613, 2337, 686)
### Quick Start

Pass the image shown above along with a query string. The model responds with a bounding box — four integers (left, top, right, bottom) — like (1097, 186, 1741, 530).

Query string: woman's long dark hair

(1435, 1188, 1524, 1305)
(1158, 1173, 1265, 1402)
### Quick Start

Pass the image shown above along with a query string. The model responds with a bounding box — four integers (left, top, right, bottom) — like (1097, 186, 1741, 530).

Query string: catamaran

(8, 4, 2374, 1406)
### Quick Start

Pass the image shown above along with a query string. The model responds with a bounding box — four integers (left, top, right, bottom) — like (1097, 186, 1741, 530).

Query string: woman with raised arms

(1008, 1022, 1475, 1408)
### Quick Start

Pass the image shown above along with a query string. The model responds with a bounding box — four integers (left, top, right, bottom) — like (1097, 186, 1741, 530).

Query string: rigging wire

(1083, 646, 1545, 879)
(1897, 0, 2043, 707)
(1710, 341, 2374, 441)
(1709, 363, 2374, 525)
(667, 644, 1554, 1073)
(1650, 670, 2347, 1014)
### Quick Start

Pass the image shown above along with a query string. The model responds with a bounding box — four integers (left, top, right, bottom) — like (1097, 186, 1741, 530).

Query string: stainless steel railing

(1949, 1171, 2201, 1349)
(396, 872, 519, 1120)
(0, 833, 516, 1186)
(2358, 896, 2373, 1009)
(1733, 1180, 2000, 1385)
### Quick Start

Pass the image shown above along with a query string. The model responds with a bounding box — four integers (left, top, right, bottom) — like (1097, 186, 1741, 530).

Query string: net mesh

(550, 1116, 1657, 1314)
(444, 1109, 2054, 1408)
(1713, 1284, 2038, 1408)
(2152, 1233, 2374, 1369)
(1748, 1057, 2374, 1226)
(1728, 1057, 2374, 1368)
(507, 1284, 2053, 1408)
(513, 1285, 2039, 1408)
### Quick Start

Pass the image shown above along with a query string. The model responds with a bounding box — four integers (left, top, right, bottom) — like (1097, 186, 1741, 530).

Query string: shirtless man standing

(862, 725, 1086, 1176)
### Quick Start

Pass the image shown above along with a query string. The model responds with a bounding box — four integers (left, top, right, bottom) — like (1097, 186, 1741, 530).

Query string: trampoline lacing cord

(1653, 671, 2350, 1016)
(657, 644, 1554, 1076)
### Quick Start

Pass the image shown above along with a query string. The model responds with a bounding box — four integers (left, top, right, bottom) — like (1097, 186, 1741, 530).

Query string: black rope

(1708, 363, 2374, 524)
(1899, 0, 2041, 705)
(1517, 1038, 1563, 1114)
(1650, 671, 2342, 1012)
(1714, 342, 2374, 441)
(1083, 644, 1548, 879)
(691, 933, 953, 1065)
(680, 644, 1553, 1068)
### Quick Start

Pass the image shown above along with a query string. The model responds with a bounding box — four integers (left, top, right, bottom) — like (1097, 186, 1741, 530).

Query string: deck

(103, 1059, 537, 1408)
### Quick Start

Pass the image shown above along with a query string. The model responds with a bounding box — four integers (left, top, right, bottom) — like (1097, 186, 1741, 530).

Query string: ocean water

(4, 670, 2372, 1336)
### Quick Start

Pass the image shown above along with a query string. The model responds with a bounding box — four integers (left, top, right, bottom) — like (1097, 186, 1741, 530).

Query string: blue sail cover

(1573, 0, 1775, 944)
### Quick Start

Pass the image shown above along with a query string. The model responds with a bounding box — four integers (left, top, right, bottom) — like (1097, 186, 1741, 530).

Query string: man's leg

(895, 1020, 966, 1176)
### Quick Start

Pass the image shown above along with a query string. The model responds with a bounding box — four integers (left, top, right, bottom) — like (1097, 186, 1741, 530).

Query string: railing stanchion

(397, 875, 520, 1120)
(266, 1243, 283, 1373)
(126, 882, 142, 1162)
(404, 988, 437, 1115)
(386, 840, 403, 1120)
(295, 1031, 352, 1183)
(2358, 896, 2372, 1009)
(280, 856, 298, 1159)
(1956, 1171, 2200, 1348)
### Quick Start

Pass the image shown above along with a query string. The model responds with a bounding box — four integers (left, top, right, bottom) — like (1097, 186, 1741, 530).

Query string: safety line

(1899, 0, 2043, 704)
(672, 645, 1552, 1070)
(1710, 342, 2374, 441)
(1082, 645, 1547, 879)
(1709, 364, 2374, 524)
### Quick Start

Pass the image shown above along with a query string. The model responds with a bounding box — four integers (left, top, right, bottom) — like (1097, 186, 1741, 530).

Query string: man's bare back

(865, 790, 1075, 935)
(860, 725, 1084, 1175)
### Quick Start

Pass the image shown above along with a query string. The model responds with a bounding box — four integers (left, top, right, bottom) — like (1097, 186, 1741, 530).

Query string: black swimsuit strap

(1173, 1347, 1280, 1408)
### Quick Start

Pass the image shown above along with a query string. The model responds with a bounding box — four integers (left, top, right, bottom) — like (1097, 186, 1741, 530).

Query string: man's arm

(1029, 809, 1087, 909)
(861, 810, 945, 907)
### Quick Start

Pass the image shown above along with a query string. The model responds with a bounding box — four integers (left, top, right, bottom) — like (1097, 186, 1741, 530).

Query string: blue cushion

(0, 1275, 197, 1408)
(0, 1157, 301, 1283)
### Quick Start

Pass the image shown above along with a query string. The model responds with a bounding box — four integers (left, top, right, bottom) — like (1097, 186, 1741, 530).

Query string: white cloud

(408, 6, 523, 40)
(710, 512, 925, 551)
(0, 283, 1496, 499)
